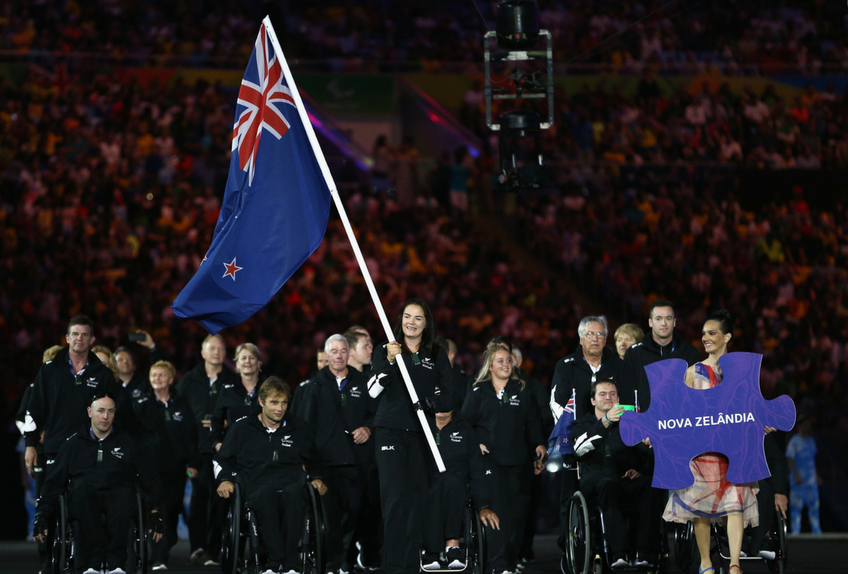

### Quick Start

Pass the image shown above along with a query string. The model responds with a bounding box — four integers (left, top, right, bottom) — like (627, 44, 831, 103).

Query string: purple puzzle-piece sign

(619, 352, 796, 490)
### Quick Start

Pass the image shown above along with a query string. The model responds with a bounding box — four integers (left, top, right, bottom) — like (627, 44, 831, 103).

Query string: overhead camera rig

(484, 0, 554, 192)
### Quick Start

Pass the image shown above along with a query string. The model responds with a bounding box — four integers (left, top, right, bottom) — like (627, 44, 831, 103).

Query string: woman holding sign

(663, 310, 758, 574)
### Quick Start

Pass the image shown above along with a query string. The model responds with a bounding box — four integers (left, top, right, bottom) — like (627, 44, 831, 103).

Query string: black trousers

(67, 484, 135, 571)
(486, 463, 528, 572)
(322, 464, 367, 570)
(248, 482, 307, 570)
(188, 453, 225, 558)
(150, 470, 186, 564)
(519, 469, 542, 560)
(749, 480, 776, 554)
(349, 461, 382, 569)
(557, 466, 578, 552)
(584, 475, 665, 561)
(375, 428, 432, 574)
(421, 474, 467, 554)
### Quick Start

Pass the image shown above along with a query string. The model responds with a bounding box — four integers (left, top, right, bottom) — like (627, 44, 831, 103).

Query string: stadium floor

(0, 533, 843, 574)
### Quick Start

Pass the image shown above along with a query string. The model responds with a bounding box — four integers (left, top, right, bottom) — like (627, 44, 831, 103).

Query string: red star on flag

(222, 258, 243, 280)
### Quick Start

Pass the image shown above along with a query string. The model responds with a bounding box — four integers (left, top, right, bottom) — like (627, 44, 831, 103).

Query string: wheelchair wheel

(565, 492, 591, 574)
(51, 494, 70, 574)
(301, 483, 326, 574)
(221, 485, 243, 574)
(766, 512, 787, 574)
(469, 507, 487, 574)
(128, 492, 149, 574)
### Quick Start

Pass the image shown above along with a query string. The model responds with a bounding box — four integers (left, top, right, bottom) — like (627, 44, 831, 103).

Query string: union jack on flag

(232, 23, 297, 186)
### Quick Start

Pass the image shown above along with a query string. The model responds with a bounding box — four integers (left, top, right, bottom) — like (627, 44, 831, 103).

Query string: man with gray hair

(552, 316, 623, 420)
(549, 315, 623, 552)
(298, 334, 377, 574)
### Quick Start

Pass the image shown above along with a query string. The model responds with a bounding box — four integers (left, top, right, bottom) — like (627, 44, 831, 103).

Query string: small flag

(548, 388, 576, 457)
(172, 22, 332, 333)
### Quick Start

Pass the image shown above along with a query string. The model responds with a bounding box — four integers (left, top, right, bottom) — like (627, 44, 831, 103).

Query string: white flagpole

(263, 17, 446, 472)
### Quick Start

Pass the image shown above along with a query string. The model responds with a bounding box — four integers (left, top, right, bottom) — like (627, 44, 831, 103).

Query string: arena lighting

(495, 0, 540, 50)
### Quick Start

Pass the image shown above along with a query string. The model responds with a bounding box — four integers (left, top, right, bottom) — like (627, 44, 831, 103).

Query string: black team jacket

(297, 366, 377, 466)
(620, 333, 700, 411)
(572, 412, 653, 485)
(367, 343, 454, 432)
(552, 347, 623, 420)
(40, 425, 163, 511)
(176, 363, 238, 454)
(25, 348, 136, 456)
(213, 410, 322, 490)
(133, 391, 202, 475)
(431, 415, 492, 510)
(461, 377, 545, 467)
(209, 374, 266, 449)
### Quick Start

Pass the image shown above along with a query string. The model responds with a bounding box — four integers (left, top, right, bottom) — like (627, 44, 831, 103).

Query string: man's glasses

(583, 331, 606, 340)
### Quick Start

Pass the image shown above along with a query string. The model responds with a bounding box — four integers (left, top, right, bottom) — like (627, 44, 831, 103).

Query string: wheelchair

(418, 501, 488, 574)
(220, 481, 327, 574)
(51, 490, 149, 574)
(673, 511, 788, 574)
(563, 490, 669, 574)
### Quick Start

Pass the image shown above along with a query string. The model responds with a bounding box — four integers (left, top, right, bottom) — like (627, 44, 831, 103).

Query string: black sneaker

(446, 548, 465, 570)
(422, 552, 441, 571)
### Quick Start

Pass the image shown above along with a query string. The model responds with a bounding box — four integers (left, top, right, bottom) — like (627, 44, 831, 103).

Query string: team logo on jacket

(381, 445, 395, 451)
(86, 377, 98, 387)
(421, 357, 435, 370)
(111, 447, 124, 459)
(173, 411, 183, 422)
(349, 388, 361, 398)
(509, 395, 520, 406)
(131, 389, 143, 398)
(450, 432, 462, 443)
(281, 435, 293, 447)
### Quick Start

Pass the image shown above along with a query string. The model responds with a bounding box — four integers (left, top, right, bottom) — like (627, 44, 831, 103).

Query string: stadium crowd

(3, 0, 848, 73)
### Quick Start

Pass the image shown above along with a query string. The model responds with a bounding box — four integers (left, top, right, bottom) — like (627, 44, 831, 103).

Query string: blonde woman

(461, 342, 546, 574)
(614, 323, 645, 360)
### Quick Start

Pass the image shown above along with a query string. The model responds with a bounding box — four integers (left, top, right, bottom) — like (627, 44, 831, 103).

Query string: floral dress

(663, 363, 760, 527)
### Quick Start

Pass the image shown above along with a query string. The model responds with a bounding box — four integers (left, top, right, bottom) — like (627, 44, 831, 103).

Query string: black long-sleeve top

(25, 348, 136, 455)
(40, 425, 163, 511)
(176, 363, 238, 453)
(133, 392, 202, 475)
(461, 378, 544, 467)
(297, 366, 376, 466)
(209, 375, 265, 449)
(572, 411, 653, 484)
(552, 347, 623, 420)
(432, 416, 492, 510)
(619, 333, 701, 412)
(213, 410, 321, 490)
(367, 343, 454, 432)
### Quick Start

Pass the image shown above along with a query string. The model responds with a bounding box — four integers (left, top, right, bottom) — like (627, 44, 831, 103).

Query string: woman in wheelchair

(421, 408, 499, 571)
(462, 342, 546, 574)
(662, 311, 759, 574)
(34, 392, 164, 574)
(572, 379, 665, 569)
(214, 376, 326, 574)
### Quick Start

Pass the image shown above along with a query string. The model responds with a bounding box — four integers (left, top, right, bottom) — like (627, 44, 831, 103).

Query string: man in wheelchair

(214, 376, 326, 574)
(422, 408, 499, 571)
(34, 392, 164, 574)
(572, 380, 665, 569)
